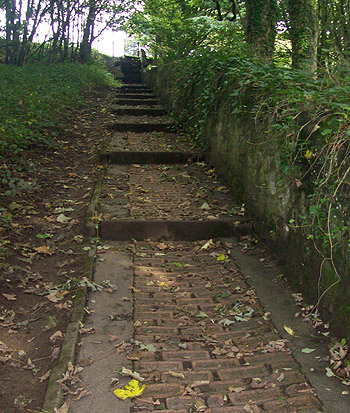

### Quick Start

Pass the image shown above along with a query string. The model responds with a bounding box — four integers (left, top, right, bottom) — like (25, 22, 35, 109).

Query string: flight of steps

(97, 57, 252, 241)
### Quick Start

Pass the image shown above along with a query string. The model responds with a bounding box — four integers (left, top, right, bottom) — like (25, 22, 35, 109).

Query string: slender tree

(287, 0, 318, 71)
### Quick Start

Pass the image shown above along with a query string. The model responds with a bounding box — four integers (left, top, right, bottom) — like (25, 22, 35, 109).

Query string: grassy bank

(0, 61, 117, 161)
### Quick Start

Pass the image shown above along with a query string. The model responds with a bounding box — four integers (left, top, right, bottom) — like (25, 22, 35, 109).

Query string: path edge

(41, 170, 105, 412)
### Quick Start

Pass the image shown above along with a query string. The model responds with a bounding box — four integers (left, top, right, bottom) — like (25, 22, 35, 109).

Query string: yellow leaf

(113, 379, 145, 400)
(35, 246, 54, 255)
(283, 324, 295, 336)
(217, 254, 226, 261)
(304, 150, 313, 159)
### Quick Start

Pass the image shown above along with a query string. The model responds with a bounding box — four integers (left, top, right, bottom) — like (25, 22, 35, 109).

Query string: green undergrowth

(156, 49, 350, 312)
(0, 61, 117, 161)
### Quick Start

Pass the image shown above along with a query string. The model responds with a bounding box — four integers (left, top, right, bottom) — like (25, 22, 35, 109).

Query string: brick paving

(128, 241, 322, 412)
(100, 163, 241, 221)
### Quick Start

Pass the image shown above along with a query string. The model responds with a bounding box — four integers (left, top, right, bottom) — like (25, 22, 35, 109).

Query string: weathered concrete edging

(42, 168, 106, 411)
(85, 170, 106, 237)
(42, 248, 96, 413)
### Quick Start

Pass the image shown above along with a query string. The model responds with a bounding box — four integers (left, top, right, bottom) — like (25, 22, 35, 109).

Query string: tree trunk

(245, 0, 278, 60)
(288, 0, 318, 71)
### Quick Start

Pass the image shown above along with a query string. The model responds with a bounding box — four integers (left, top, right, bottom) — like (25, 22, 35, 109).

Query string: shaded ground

(0, 86, 115, 412)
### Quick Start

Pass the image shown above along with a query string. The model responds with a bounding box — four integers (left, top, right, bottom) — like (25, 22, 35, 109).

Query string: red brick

(162, 350, 210, 361)
(166, 396, 206, 410)
(207, 394, 225, 407)
(285, 383, 313, 396)
(138, 326, 178, 335)
(192, 358, 241, 369)
(244, 352, 296, 367)
(142, 383, 184, 398)
(135, 360, 183, 372)
(217, 365, 268, 380)
(262, 400, 289, 412)
(161, 370, 212, 383)
(193, 380, 245, 394)
(210, 405, 261, 413)
(228, 388, 282, 405)
(135, 311, 174, 320)
(285, 395, 322, 410)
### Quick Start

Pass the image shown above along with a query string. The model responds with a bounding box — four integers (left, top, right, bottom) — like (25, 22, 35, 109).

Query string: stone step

(120, 83, 148, 89)
(111, 122, 175, 132)
(122, 75, 142, 84)
(112, 107, 166, 116)
(120, 86, 151, 93)
(116, 93, 155, 99)
(116, 98, 160, 106)
(101, 150, 203, 164)
(100, 219, 252, 241)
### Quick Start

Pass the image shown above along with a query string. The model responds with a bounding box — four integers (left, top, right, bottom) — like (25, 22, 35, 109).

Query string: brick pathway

(68, 70, 328, 412)
(130, 241, 322, 412)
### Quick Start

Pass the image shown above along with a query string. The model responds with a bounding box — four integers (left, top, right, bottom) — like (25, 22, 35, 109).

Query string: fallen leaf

(111, 377, 120, 386)
(113, 379, 145, 400)
(283, 325, 296, 336)
(35, 246, 54, 255)
(200, 202, 210, 211)
(2, 293, 16, 301)
(216, 254, 226, 261)
(301, 348, 316, 354)
(108, 334, 119, 343)
(46, 290, 68, 303)
(190, 380, 210, 388)
(39, 370, 51, 382)
(79, 356, 94, 367)
(79, 327, 95, 335)
(54, 402, 69, 413)
(120, 367, 145, 381)
(325, 367, 335, 377)
(129, 286, 141, 293)
(50, 330, 63, 342)
(196, 311, 208, 318)
(139, 343, 157, 352)
(165, 371, 185, 379)
(229, 386, 244, 393)
(57, 214, 71, 223)
(76, 388, 91, 400)
(201, 239, 214, 250)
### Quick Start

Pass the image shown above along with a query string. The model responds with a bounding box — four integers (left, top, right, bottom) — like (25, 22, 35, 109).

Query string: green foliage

(158, 48, 350, 261)
(0, 61, 116, 161)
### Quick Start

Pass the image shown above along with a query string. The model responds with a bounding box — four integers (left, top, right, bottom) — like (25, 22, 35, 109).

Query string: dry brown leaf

(108, 333, 119, 342)
(190, 380, 210, 388)
(50, 330, 63, 342)
(165, 370, 185, 379)
(75, 388, 91, 400)
(39, 369, 51, 382)
(2, 293, 16, 301)
(79, 327, 95, 335)
(54, 402, 69, 413)
(35, 246, 55, 255)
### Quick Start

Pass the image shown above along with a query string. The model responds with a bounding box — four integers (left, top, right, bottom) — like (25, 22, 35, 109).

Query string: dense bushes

(148, 50, 350, 330)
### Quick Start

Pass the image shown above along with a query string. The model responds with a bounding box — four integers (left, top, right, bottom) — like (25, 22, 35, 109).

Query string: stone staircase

(98, 59, 252, 242)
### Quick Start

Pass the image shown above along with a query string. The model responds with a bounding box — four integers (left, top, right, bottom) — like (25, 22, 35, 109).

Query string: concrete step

(101, 150, 203, 164)
(111, 122, 175, 132)
(122, 75, 142, 83)
(116, 93, 155, 99)
(120, 88, 152, 94)
(112, 107, 166, 116)
(100, 219, 252, 241)
(116, 98, 160, 106)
